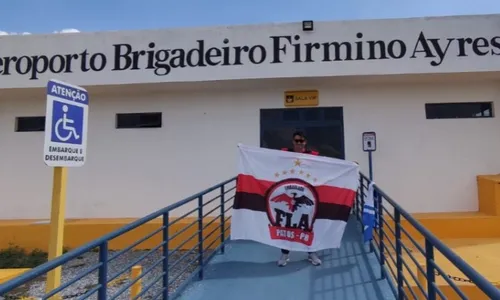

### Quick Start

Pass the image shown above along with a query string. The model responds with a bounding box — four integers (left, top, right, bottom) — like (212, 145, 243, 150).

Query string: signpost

(43, 79, 89, 296)
(362, 131, 376, 180)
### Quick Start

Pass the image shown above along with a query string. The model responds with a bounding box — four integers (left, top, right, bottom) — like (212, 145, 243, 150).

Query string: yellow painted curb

(0, 268, 31, 284)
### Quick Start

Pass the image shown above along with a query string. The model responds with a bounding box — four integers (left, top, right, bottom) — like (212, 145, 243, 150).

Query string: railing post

(163, 212, 169, 300)
(425, 239, 436, 300)
(98, 242, 108, 300)
(369, 190, 374, 253)
(377, 191, 385, 279)
(358, 176, 364, 221)
(198, 195, 204, 280)
(394, 210, 404, 300)
(220, 185, 225, 254)
(354, 176, 360, 216)
(354, 189, 358, 216)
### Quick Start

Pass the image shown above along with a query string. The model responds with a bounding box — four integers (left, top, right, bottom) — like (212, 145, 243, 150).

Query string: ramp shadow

(307, 216, 395, 300)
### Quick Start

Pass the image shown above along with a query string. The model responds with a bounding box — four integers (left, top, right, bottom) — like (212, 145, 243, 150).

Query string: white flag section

(231, 144, 360, 252)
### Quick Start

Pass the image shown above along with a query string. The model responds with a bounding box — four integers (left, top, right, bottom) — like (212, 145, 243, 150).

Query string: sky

(1, 0, 500, 35)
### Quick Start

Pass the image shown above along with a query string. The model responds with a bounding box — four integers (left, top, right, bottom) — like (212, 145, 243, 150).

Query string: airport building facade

(1, 14, 499, 220)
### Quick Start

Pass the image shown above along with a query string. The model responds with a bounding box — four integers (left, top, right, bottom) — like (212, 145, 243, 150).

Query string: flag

(230, 144, 360, 252)
(363, 182, 376, 242)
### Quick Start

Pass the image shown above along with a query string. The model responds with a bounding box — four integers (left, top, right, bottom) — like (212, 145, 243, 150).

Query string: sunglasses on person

(294, 139, 305, 143)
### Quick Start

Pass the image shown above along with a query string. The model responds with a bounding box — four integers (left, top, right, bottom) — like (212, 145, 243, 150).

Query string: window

(15, 116, 45, 132)
(116, 112, 162, 129)
(425, 102, 494, 119)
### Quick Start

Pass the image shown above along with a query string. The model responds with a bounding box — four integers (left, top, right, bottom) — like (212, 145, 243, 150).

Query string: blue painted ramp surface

(178, 216, 395, 300)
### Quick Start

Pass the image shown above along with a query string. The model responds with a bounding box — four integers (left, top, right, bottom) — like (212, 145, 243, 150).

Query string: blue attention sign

(44, 79, 89, 167)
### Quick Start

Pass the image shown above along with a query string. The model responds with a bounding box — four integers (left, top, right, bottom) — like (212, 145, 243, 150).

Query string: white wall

(1, 76, 499, 219)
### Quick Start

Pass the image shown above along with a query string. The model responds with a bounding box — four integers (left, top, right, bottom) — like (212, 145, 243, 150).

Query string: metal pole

(368, 151, 374, 181)
(198, 196, 204, 280)
(163, 212, 169, 300)
(220, 185, 225, 254)
(97, 242, 108, 300)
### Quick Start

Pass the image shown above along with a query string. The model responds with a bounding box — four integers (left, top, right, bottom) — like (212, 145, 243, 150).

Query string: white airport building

(1, 14, 499, 220)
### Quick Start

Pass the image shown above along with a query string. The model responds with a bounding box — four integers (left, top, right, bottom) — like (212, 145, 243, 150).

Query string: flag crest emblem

(266, 178, 318, 246)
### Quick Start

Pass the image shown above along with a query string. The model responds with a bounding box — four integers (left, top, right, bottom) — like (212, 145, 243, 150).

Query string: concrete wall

(1, 76, 499, 219)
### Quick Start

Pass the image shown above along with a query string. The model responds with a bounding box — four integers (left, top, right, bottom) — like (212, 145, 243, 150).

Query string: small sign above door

(284, 90, 319, 107)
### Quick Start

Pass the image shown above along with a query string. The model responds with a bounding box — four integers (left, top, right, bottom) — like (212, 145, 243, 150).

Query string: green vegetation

(0, 245, 47, 268)
(0, 244, 69, 269)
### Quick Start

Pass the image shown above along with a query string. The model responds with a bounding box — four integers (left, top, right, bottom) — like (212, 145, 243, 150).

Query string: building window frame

(115, 112, 162, 129)
(15, 116, 46, 132)
(425, 102, 494, 119)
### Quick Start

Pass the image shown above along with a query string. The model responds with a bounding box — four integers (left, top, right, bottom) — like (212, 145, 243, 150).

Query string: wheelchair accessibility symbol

(55, 105, 80, 141)
(50, 100, 84, 145)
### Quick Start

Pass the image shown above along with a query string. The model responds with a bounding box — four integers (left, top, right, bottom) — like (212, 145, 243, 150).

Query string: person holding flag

(231, 134, 360, 271)
(278, 131, 322, 267)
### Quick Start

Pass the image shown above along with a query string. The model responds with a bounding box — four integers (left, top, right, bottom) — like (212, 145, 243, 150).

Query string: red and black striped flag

(231, 144, 359, 251)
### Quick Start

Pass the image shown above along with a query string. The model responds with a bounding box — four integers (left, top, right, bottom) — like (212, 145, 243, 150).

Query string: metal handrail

(357, 172, 500, 300)
(3, 171, 499, 300)
(374, 184, 500, 297)
(0, 176, 237, 298)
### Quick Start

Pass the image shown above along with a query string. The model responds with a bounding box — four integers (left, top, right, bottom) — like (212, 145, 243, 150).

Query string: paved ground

(178, 216, 395, 300)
